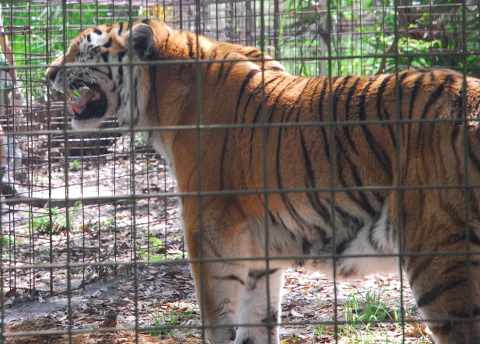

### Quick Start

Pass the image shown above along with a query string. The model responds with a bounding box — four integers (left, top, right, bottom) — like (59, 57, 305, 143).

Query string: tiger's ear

(130, 23, 156, 60)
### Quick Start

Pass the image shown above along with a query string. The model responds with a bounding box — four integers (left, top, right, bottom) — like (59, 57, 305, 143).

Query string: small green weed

(1, 236, 13, 257)
(101, 218, 115, 228)
(28, 205, 81, 235)
(69, 159, 81, 171)
(343, 289, 398, 336)
(150, 309, 198, 338)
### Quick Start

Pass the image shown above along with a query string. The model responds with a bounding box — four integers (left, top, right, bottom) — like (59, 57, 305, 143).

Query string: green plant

(28, 205, 81, 235)
(69, 160, 81, 171)
(101, 218, 115, 228)
(69, 160, 80, 170)
(281, 0, 480, 76)
(313, 324, 335, 336)
(149, 236, 163, 250)
(1, 236, 13, 257)
(150, 309, 198, 338)
(343, 289, 398, 339)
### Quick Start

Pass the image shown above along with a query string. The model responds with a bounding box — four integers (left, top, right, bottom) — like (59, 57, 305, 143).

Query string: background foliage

(1, 0, 479, 102)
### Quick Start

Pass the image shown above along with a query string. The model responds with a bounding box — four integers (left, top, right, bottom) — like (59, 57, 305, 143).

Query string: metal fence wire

(0, 0, 479, 343)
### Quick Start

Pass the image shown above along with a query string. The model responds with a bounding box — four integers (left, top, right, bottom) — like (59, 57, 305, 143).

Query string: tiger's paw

(234, 326, 279, 344)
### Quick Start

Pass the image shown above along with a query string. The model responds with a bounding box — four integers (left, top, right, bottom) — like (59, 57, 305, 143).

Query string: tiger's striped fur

(47, 19, 480, 344)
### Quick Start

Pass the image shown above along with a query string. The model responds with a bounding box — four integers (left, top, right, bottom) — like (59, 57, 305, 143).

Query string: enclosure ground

(4, 264, 430, 343)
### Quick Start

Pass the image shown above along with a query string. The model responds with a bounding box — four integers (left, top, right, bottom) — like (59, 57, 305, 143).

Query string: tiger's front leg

(186, 218, 284, 344)
(235, 267, 284, 344)
(186, 217, 251, 344)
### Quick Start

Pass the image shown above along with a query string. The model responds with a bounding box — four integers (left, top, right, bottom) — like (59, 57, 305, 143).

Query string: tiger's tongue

(67, 90, 97, 114)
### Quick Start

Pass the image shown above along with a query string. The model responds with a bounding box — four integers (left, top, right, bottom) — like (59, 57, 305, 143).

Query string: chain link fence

(0, 1, 479, 343)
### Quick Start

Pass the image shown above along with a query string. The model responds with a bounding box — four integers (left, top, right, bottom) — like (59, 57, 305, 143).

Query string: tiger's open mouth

(66, 83, 108, 121)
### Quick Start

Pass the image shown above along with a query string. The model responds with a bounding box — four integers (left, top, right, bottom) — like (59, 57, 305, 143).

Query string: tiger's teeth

(92, 92, 100, 100)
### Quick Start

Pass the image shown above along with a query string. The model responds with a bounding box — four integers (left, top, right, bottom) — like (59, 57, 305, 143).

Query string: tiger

(46, 19, 480, 344)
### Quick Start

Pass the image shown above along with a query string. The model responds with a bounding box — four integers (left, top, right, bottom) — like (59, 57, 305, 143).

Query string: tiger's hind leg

(235, 267, 284, 344)
(401, 201, 480, 344)
(405, 251, 480, 344)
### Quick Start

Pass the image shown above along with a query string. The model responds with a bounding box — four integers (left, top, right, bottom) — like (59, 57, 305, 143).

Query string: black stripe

(407, 256, 434, 287)
(219, 132, 229, 191)
(438, 196, 467, 230)
(300, 128, 332, 225)
(342, 77, 361, 155)
(406, 73, 426, 147)
(421, 75, 453, 119)
(360, 76, 394, 181)
(468, 136, 480, 173)
(275, 114, 313, 230)
(216, 52, 232, 83)
(225, 275, 245, 285)
(101, 51, 109, 63)
(86, 34, 91, 43)
(417, 278, 467, 308)
(103, 37, 113, 48)
(449, 307, 480, 319)
(116, 93, 122, 111)
(302, 237, 312, 254)
(267, 78, 297, 123)
(268, 66, 285, 72)
(420, 75, 453, 118)
(374, 75, 390, 120)
(242, 75, 282, 127)
(233, 69, 261, 123)
(248, 103, 264, 164)
(142, 18, 150, 25)
(187, 35, 195, 59)
(118, 22, 124, 36)
(248, 268, 279, 280)
(335, 239, 350, 255)
(317, 78, 330, 162)
(367, 213, 382, 251)
(443, 259, 480, 277)
(337, 151, 377, 217)
(93, 28, 102, 35)
(118, 51, 126, 62)
(204, 51, 217, 74)
(294, 82, 334, 226)
(222, 62, 240, 85)
(332, 76, 351, 122)
(118, 65, 124, 85)
(248, 77, 287, 163)
(244, 49, 260, 57)
(416, 74, 455, 145)
(285, 78, 309, 122)
(269, 211, 279, 226)
(309, 78, 322, 113)
(164, 31, 170, 51)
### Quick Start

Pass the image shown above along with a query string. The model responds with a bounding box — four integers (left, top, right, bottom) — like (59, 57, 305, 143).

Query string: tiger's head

(47, 20, 163, 130)
(47, 19, 287, 132)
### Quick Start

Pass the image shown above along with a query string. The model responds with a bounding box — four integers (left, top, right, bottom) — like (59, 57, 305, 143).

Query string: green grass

(336, 289, 416, 344)
(28, 204, 81, 235)
(150, 308, 199, 338)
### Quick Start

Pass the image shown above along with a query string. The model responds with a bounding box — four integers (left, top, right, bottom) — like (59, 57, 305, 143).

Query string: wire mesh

(0, 1, 479, 344)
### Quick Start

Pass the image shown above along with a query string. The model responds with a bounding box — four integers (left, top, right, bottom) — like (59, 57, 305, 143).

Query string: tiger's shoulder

(141, 19, 287, 73)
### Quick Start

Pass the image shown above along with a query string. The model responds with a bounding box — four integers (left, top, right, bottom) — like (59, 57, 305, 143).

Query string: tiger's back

(47, 19, 480, 344)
